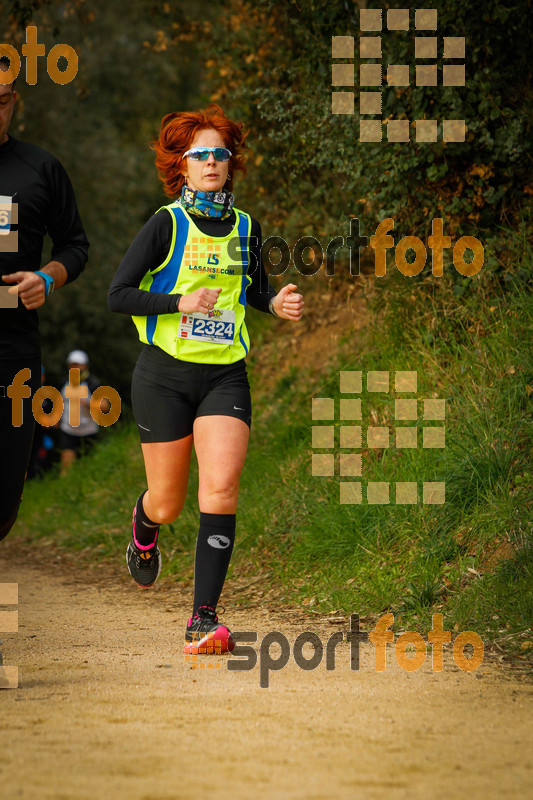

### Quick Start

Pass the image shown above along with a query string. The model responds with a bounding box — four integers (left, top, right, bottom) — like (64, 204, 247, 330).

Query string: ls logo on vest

(184, 239, 233, 278)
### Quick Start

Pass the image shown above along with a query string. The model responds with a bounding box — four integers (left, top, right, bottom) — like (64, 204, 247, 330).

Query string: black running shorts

(131, 345, 252, 443)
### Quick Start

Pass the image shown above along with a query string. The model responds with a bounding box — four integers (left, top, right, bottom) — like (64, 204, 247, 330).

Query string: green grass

(15, 248, 533, 663)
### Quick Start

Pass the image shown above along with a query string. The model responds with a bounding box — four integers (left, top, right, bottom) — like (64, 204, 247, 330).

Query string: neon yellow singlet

(132, 202, 253, 364)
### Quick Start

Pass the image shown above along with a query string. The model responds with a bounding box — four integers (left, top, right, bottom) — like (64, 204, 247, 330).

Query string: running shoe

(126, 539, 162, 588)
(184, 605, 235, 654)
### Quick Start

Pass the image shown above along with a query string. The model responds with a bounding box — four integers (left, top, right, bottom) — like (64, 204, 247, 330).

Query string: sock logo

(207, 535, 231, 549)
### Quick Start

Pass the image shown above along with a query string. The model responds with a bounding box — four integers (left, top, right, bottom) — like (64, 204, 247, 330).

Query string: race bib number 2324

(178, 308, 235, 345)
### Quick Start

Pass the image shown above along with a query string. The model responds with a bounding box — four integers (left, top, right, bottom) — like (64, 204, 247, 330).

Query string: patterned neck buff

(178, 184, 235, 219)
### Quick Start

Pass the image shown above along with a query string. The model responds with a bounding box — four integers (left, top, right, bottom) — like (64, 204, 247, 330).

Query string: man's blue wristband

(34, 271, 55, 297)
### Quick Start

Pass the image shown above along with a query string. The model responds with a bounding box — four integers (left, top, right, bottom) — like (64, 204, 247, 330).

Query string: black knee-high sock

(193, 512, 236, 617)
(132, 491, 159, 548)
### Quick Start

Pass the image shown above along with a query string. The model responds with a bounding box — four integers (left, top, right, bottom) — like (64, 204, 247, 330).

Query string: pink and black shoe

(184, 605, 234, 654)
(126, 538, 161, 588)
(126, 505, 161, 589)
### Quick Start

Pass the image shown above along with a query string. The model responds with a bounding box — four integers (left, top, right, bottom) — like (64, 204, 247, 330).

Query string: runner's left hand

(271, 284, 304, 321)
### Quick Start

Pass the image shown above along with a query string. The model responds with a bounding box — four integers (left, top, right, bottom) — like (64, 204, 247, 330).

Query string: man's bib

(132, 203, 253, 364)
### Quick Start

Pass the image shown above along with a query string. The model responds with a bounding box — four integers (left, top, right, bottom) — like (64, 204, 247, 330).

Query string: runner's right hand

(177, 287, 222, 314)
(2, 271, 46, 310)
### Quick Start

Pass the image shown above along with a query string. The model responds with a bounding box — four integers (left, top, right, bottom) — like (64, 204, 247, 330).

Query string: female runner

(108, 104, 304, 654)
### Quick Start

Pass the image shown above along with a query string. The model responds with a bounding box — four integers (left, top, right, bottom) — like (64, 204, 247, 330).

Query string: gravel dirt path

(1, 544, 532, 800)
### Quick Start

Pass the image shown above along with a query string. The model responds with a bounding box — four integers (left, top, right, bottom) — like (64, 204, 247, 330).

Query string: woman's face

(181, 128, 229, 194)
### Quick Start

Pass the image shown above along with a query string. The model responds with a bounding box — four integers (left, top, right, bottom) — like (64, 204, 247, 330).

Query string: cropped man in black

(0, 57, 89, 541)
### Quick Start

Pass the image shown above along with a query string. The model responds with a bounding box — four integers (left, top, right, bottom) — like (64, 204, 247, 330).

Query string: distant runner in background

(58, 350, 107, 475)
(27, 364, 57, 479)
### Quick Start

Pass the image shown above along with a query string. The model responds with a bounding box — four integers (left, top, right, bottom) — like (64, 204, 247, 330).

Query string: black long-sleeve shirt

(108, 207, 277, 317)
(0, 136, 89, 359)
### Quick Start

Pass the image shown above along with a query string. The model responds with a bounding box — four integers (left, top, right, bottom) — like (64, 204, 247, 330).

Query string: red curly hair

(151, 104, 249, 198)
